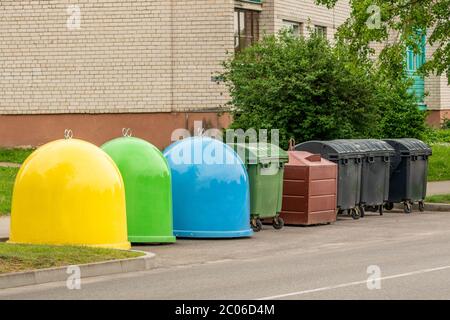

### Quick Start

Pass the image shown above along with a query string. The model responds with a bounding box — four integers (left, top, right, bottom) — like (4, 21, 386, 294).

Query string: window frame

(314, 25, 327, 38)
(282, 20, 302, 37)
(234, 8, 260, 53)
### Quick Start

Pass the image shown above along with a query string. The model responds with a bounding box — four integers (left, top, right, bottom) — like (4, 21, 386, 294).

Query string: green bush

(374, 77, 427, 140)
(223, 32, 427, 148)
(442, 118, 450, 130)
(422, 128, 450, 144)
(428, 144, 450, 182)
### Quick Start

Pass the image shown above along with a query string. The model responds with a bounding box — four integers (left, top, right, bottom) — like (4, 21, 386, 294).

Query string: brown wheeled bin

(280, 151, 338, 226)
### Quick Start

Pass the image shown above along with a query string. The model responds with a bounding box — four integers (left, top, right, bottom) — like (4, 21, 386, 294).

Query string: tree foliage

(222, 32, 426, 148)
(316, 0, 450, 81)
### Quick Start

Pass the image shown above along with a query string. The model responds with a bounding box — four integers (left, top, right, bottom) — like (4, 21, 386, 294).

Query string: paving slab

(0, 216, 9, 240)
(427, 180, 450, 196)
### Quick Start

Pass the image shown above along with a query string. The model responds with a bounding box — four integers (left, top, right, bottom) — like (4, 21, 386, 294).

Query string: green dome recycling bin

(102, 136, 176, 243)
(228, 142, 289, 232)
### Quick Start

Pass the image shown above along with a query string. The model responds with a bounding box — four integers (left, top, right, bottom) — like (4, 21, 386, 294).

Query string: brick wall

(1, 0, 448, 117)
(440, 76, 450, 110)
(0, 0, 234, 115)
(424, 32, 450, 111)
(172, 0, 234, 112)
(266, 0, 351, 40)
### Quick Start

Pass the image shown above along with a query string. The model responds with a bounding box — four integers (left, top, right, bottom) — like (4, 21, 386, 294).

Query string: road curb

(0, 250, 156, 290)
(423, 202, 450, 211)
(394, 202, 450, 212)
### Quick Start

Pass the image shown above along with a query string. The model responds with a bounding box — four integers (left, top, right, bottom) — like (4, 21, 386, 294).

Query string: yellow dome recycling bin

(9, 139, 130, 250)
(102, 137, 176, 244)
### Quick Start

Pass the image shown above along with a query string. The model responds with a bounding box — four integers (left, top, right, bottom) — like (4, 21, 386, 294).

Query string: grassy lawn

(0, 167, 19, 216)
(0, 148, 34, 215)
(0, 243, 143, 274)
(0, 148, 34, 164)
(428, 143, 450, 182)
(426, 194, 450, 204)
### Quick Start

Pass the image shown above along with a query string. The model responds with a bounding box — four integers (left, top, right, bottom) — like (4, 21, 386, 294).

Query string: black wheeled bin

(351, 139, 395, 217)
(295, 140, 364, 219)
(383, 138, 432, 213)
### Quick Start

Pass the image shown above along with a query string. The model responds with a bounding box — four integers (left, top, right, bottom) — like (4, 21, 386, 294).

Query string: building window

(234, 9, 260, 53)
(282, 20, 302, 37)
(314, 25, 327, 38)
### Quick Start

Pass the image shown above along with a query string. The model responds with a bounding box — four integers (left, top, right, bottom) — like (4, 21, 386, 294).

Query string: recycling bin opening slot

(305, 154, 321, 162)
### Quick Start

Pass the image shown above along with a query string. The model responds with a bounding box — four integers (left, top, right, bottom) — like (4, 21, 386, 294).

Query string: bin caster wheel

(359, 206, 365, 218)
(251, 218, 262, 232)
(379, 205, 384, 216)
(419, 201, 425, 212)
(404, 202, 412, 214)
(384, 202, 394, 211)
(272, 217, 284, 230)
(351, 208, 360, 220)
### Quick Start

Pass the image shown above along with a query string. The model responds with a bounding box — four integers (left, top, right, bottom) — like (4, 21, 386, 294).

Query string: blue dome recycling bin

(164, 137, 253, 238)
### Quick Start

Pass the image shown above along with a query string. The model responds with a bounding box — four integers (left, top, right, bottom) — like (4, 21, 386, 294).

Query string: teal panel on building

(406, 33, 427, 110)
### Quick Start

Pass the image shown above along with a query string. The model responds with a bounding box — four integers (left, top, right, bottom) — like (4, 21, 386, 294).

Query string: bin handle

(367, 156, 375, 163)
(383, 156, 390, 162)
(341, 158, 348, 165)
(288, 138, 295, 151)
(64, 129, 73, 140)
(122, 128, 133, 137)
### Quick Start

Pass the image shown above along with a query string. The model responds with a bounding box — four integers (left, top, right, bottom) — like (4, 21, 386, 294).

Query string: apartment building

(0, 0, 448, 148)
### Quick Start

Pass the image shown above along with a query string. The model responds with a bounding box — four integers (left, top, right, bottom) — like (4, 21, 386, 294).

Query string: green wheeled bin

(228, 142, 289, 232)
(102, 136, 176, 244)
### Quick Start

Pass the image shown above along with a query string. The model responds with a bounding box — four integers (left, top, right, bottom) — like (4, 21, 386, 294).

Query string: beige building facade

(0, 0, 448, 148)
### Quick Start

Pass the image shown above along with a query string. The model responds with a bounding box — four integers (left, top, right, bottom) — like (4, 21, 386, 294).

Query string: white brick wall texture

(0, 0, 448, 115)
(0, 0, 234, 115)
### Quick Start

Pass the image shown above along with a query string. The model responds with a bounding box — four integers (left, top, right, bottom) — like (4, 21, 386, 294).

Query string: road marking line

(257, 265, 450, 300)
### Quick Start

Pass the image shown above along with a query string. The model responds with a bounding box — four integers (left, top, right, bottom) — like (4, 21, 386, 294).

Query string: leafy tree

(222, 32, 426, 148)
(316, 0, 450, 81)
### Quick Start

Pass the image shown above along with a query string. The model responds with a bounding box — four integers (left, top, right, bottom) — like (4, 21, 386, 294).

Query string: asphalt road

(1, 209, 450, 300)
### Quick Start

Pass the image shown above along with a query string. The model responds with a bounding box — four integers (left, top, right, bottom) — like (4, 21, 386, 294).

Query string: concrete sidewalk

(0, 217, 9, 239)
(427, 181, 450, 196)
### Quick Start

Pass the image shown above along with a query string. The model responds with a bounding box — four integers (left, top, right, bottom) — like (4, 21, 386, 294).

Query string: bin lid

(287, 151, 337, 167)
(351, 139, 395, 157)
(228, 142, 289, 164)
(383, 138, 432, 156)
(295, 140, 365, 160)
